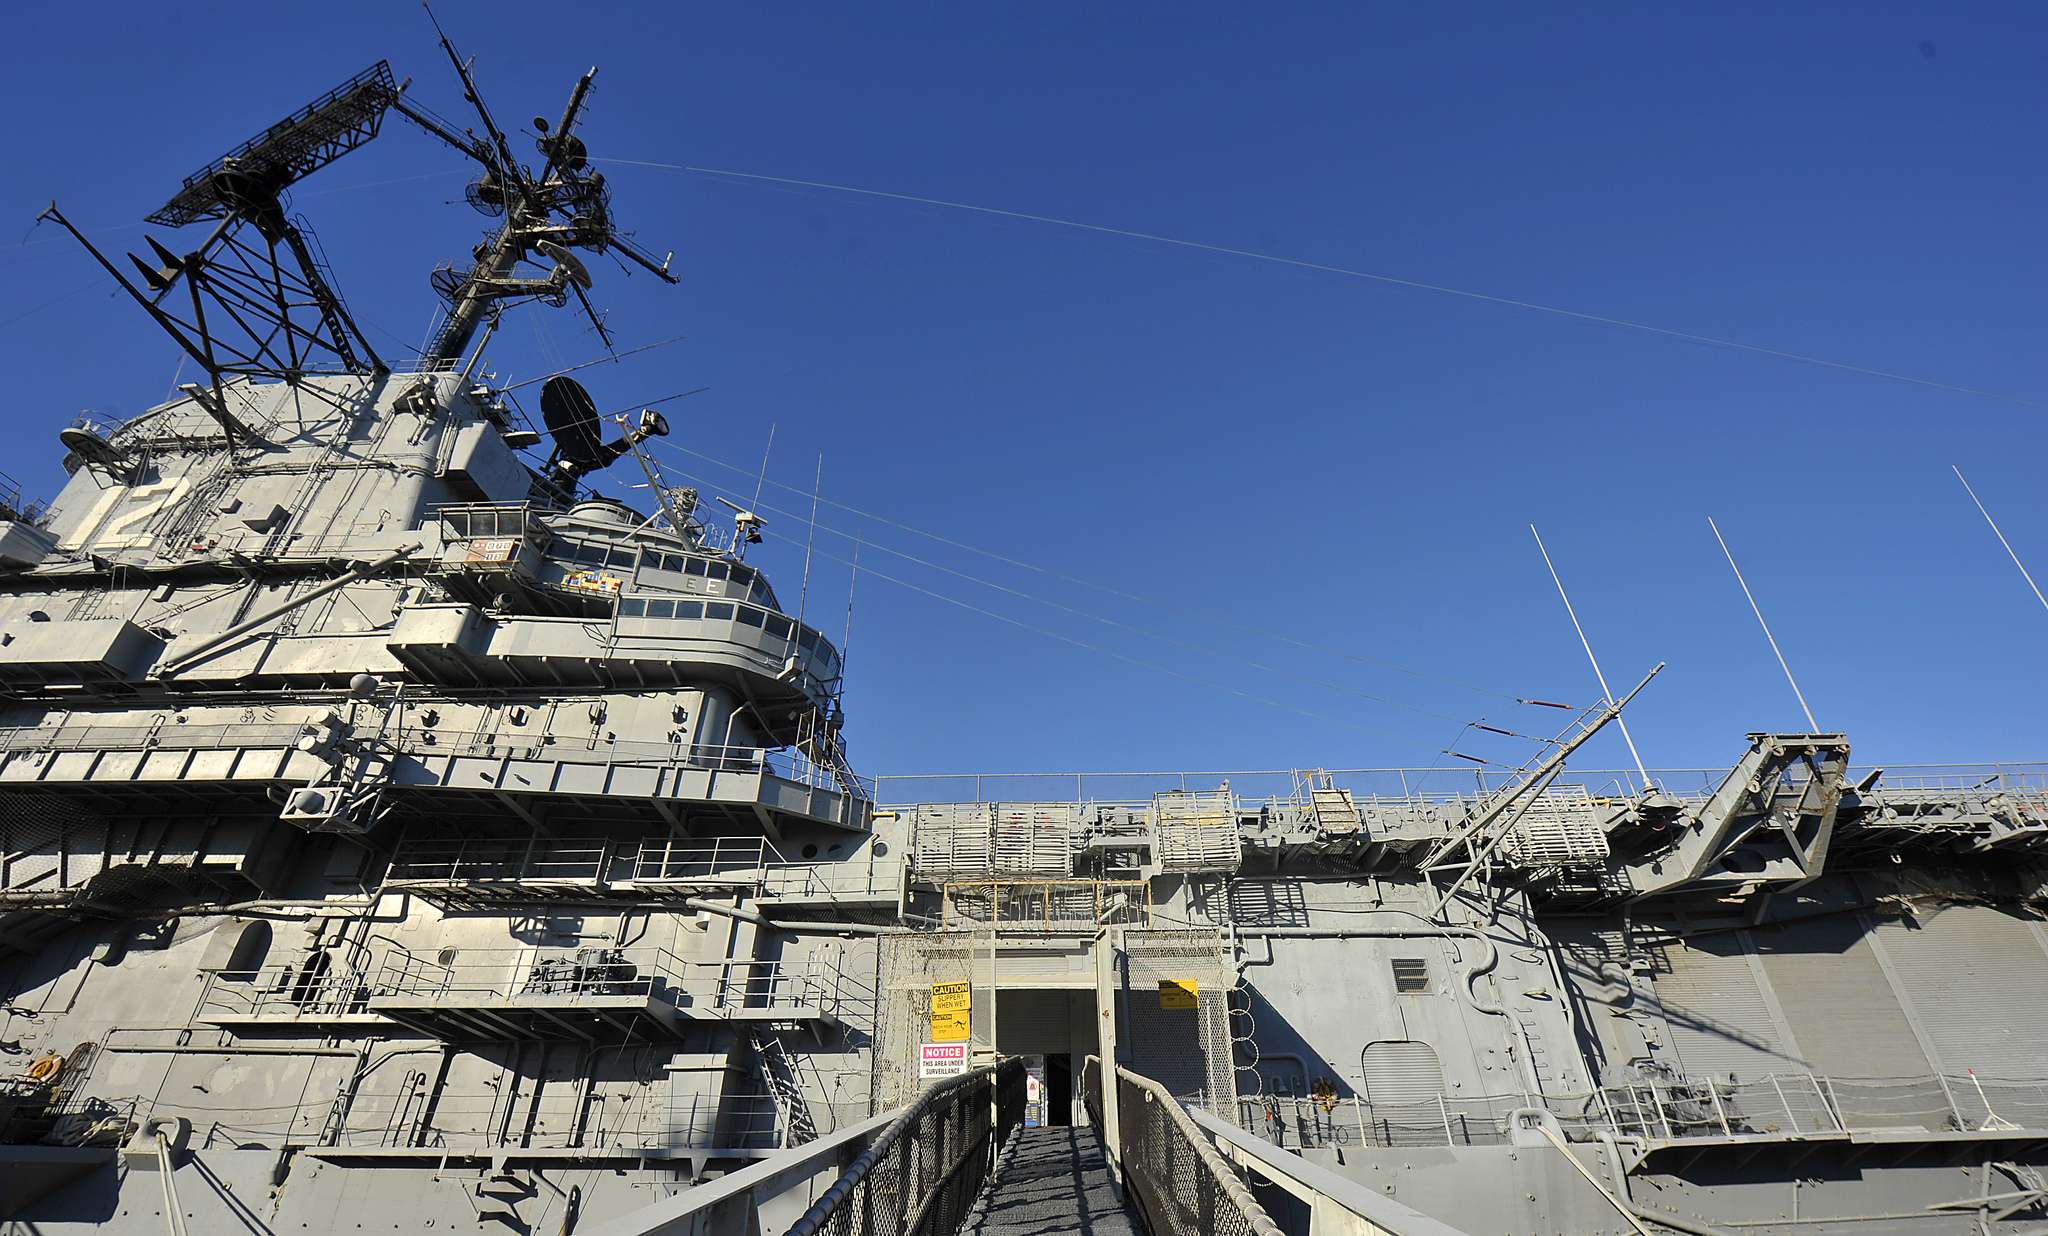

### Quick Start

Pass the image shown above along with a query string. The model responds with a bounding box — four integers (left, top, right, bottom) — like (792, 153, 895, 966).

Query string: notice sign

(1158, 979, 1199, 1010)
(930, 981, 971, 1042)
(919, 1041, 970, 1079)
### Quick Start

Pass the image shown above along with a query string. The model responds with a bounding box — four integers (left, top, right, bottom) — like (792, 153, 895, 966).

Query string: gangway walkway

(958, 1125, 1138, 1236)
(581, 1059, 1469, 1235)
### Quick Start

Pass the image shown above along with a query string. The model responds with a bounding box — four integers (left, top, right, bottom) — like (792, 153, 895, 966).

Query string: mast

(396, 20, 679, 367)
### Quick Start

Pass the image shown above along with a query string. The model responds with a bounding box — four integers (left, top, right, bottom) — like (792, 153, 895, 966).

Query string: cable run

(809, 544, 1424, 744)
(602, 158, 2041, 411)
(653, 447, 1495, 727)
(650, 438, 1538, 706)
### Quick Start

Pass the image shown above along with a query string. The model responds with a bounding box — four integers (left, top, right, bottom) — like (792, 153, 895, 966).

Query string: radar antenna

(390, 14, 680, 367)
(40, 62, 398, 398)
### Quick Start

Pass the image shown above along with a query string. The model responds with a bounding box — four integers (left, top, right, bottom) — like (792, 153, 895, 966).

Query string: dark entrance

(1045, 1053, 1073, 1125)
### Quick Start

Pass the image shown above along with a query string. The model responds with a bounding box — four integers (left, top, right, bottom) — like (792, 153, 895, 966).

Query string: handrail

(784, 1058, 1025, 1236)
(1096, 1058, 1282, 1236)
(577, 1108, 898, 1236)
(874, 760, 2048, 807)
(1237, 1069, 2048, 1151)
(1186, 1105, 1476, 1236)
(0, 723, 873, 798)
(1088, 1055, 1479, 1236)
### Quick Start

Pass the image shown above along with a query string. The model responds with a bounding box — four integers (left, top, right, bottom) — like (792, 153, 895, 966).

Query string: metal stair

(751, 1028, 819, 1147)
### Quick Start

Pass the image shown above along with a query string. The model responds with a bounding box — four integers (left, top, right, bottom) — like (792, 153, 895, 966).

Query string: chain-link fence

(1084, 1057, 1279, 1236)
(784, 1060, 1025, 1236)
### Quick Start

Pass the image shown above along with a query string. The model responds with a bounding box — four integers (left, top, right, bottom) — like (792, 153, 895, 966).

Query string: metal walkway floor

(960, 1125, 1140, 1236)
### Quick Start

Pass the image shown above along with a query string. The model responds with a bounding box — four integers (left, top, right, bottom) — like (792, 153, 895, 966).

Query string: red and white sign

(919, 1042, 970, 1079)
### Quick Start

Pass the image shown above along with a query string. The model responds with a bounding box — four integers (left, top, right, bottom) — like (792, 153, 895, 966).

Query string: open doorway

(1015, 1053, 1077, 1127)
(994, 989, 1094, 1127)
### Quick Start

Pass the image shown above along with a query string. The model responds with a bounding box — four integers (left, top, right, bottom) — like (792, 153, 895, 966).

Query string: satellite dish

(430, 266, 466, 305)
(535, 239, 592, 289)
(464, 175, 507, 217)
(539, 375, 607, 471)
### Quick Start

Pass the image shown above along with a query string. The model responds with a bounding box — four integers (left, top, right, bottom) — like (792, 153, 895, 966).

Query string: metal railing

(939, 879, 1151, 930)
(875, 761, 2048, 809)
(383, 834, 773, 886)
(0, 721, 874, 800)
(384, 838, 615, 885)
(784, 1059, 1026, 1236)
(197, 964, 370, 1021)
(1235, 1070, 2048, 1151)
(326, 1086, 851, 1153)
(763, 859, 904, 902)
(1084, 1057, 1280, 1236)
(370, 947, 843, 1015)
(0, 469, 46, 525)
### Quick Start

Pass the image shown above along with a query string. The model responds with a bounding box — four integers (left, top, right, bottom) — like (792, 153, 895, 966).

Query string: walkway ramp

(960, 1126, 1138, 1236)
(580, 1059, 1461, 1235)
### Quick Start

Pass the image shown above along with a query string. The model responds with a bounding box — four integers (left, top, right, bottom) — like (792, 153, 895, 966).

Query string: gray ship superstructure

(4, 36, 2048, 1236)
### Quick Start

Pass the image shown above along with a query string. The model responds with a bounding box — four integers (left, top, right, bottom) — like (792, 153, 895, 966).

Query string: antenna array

(41, 62, 401, 401)
(42, 25, 680, 404)
(393, 20, 680, 366)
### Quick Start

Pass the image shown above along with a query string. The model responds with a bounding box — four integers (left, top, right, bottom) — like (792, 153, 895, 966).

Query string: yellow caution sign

(1159, 979, 1199, 1010)
(930, 981, 972, 1042)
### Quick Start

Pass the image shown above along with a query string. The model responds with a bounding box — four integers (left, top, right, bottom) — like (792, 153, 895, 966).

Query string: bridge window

(685, 557, 707, 576)
(736, 606, 764, 629)
(765, 615, 793, 640)
(676, 600, 703, 620)
(619, 598, 646, 617)
(646, 599, 675, 619)
(705, 602, 733, 620)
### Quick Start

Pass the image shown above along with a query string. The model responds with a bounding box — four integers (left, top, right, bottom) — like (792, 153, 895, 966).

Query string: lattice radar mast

(41, 28, 678, 405)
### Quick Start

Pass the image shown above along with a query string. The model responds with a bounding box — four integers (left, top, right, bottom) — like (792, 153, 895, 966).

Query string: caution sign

(920, 1041, 970, 1079)
(930, 981, 971, 1042)
(1158, 979, 1199, 1010)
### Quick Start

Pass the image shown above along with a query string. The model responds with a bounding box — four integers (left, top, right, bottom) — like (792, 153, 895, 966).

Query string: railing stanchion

(1707, 1081, 1732, 1137)
(1818, 1074, 1846, 1131)
(1934, 1072, 1966, 1129)
(1767, 1075, 1801, 1134)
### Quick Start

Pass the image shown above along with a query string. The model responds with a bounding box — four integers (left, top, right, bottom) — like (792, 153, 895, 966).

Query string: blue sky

(4, 3, 2044, 779)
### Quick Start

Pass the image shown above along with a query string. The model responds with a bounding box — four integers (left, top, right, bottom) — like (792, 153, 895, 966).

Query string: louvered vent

(1390, 957, 1430, 993)
(910, 802, 1078, 879)
(1361, 1040, 1445, 1106)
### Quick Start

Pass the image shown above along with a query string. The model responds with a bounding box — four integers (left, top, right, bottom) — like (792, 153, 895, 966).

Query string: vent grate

(1390, 957, 1429, 993)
